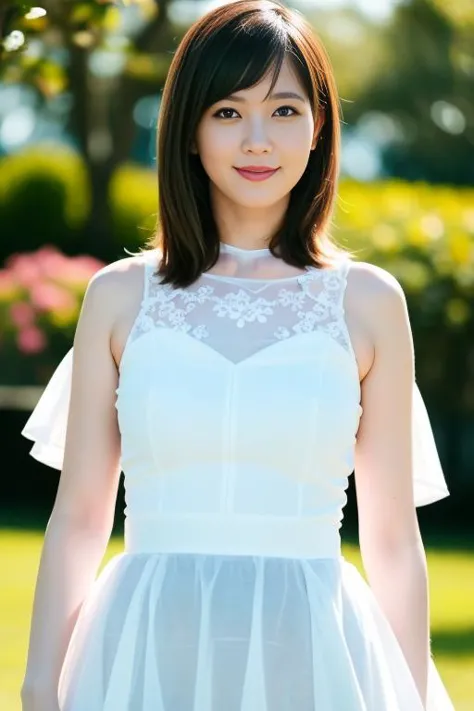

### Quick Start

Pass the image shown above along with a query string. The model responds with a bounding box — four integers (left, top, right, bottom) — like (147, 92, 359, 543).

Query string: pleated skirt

(58, 552, 454, 711)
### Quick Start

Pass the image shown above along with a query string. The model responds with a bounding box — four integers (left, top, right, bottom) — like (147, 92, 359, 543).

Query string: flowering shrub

(333, 179, 474, 415)
(335, 179, 474, 318)
(0, 246, 104, 385)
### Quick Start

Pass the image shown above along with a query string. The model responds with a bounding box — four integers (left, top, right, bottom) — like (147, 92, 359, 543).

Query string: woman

(21, 1, 454, 709)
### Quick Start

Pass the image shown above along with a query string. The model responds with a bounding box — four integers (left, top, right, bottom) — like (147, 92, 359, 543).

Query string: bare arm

(353, 265, 429, 707)
(21, 268, 124, 705)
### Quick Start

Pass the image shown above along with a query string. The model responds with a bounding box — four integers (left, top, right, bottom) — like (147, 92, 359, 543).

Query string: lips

(234, 166, 280, 182)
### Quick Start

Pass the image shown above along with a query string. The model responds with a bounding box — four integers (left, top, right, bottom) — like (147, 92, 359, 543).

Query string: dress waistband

(124, 514, 341, 559)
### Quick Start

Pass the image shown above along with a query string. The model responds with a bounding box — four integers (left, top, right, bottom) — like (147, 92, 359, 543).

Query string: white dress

(22, 243, 455, 711)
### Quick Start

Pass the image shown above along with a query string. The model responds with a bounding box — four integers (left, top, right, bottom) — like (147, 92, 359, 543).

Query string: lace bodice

(126, 247, 356, 367)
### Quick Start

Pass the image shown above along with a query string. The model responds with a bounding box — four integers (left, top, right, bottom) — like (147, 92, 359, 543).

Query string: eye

(212, 105, 300, 120)
(213, 108, 240, 120)
(274, 105, 299, 117)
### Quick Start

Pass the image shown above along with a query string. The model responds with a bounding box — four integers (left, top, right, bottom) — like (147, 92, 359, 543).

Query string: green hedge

(0, 145, 91, 262)
(108, 163, 157, 253)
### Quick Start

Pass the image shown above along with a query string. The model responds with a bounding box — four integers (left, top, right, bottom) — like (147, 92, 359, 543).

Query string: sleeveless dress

(22, 244, 455, 711)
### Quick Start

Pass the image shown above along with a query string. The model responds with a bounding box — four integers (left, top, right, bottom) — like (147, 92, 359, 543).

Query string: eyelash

(213, 105, 299, 120)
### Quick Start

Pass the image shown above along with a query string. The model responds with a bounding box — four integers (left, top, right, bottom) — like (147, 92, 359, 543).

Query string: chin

(231, 196, 286, 210)
(227, 185, 290, 208)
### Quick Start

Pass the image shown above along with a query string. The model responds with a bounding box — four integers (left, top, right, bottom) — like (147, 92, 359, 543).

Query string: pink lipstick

(234, 166, 280, 182)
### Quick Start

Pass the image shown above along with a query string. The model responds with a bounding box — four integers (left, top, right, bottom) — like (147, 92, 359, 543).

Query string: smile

(234, 167, 280, 182)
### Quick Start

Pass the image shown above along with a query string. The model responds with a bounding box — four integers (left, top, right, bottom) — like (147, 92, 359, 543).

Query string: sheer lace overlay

(127, 250, 355, 366)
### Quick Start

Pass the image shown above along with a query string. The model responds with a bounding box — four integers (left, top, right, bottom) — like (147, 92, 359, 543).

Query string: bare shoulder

(87, 251, 152, 300)
(74, 251, 158, 368)
(83, 251, 156, 325)
(346, 260, 405, 301)
(341, 260, 410, 380)
(345, 260, 408, 335)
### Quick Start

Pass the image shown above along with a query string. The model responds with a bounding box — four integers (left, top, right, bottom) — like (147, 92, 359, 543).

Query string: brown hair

(146, 0, 351, 287)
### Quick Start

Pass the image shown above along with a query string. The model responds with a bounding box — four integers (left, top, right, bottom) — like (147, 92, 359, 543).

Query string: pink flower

(34, 246, 71, 278)
(6, 253, 42, 289)
(9, 302, 36, 328)
(55, 255, 104, 286)
(30, 282, 76, 312)
(17, 326, 47, 354)
(73, 255, 104, 273)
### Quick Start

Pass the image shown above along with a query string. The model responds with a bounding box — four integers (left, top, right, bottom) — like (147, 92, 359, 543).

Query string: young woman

(21, 1, 455, 709)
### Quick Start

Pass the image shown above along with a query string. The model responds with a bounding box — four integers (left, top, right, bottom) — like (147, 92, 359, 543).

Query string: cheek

(197, 133, 235, 183)
(279, 121, 314, 153)
(198, 146, 231, 185)
(197, 122, 233, 161)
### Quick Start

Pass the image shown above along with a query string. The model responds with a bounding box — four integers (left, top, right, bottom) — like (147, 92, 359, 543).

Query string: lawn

(2, 529, 473, 710)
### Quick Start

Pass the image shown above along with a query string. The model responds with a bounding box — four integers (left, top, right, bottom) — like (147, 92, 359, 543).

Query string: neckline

(219, 241, 271, 255)
(144, 246, 346, 284)
(214, 240, 313, 282)
(200, 267, 315, 284)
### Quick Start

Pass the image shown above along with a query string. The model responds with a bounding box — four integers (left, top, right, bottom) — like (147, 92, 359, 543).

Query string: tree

(1, 0, 178, 259)
(341, 0, 474, 185)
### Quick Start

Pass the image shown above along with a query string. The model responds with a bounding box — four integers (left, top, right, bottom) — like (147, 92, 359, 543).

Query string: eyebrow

(223, 91, 306, 103)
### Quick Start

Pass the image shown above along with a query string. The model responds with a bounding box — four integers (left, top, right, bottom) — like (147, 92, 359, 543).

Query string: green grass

(2, 530, 473, 711)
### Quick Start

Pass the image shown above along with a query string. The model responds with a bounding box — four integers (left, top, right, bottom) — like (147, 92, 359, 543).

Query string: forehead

(226, 57, 307, 100)
(208, 58, 309, 111)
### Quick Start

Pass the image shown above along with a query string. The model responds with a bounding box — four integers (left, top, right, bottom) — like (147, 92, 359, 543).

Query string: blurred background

(0, 0, 473, 709)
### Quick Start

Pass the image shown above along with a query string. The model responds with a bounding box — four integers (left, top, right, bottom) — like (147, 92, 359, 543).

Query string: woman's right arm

(20, 267, 125, 710)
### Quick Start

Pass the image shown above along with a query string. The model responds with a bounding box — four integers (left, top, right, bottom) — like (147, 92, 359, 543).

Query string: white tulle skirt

(58, 552, 453, 711)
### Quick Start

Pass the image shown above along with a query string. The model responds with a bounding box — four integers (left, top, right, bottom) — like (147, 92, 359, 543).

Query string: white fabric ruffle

(412, 384, 450, 506)
(21, 347, 450, 507)
(21, 347, 73, 471)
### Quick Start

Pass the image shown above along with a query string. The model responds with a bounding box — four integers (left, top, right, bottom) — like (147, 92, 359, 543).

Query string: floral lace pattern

(128, 261, 353, 364)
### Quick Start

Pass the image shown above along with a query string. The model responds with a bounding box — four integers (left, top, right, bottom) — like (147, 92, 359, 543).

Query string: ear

(190, 140, 198, 155)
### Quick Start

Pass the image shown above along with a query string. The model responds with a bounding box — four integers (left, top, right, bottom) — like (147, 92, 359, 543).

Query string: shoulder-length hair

(146, 0, 351, 287)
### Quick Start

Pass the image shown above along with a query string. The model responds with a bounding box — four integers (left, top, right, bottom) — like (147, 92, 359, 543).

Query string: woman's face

(194, 56, 323, 211)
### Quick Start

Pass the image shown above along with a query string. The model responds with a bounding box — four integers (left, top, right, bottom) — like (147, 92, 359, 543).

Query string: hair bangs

(202, 17, 291, 110)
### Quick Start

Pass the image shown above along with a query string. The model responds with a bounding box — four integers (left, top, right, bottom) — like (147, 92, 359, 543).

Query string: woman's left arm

(354, 265, 429, 708)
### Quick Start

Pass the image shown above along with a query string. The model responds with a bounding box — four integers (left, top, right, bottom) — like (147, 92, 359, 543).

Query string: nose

(242, 117, 273, 154)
